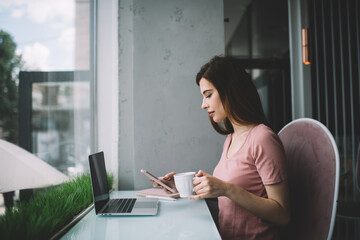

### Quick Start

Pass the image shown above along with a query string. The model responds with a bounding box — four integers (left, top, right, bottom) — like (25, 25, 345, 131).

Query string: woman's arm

(190, 170, 290, 226)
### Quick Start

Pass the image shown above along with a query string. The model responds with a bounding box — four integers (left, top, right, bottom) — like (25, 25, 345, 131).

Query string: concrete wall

(118, 0, 225, 190)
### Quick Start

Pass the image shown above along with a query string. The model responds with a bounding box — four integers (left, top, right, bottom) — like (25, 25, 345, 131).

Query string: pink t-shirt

(213, 124, 287, 240)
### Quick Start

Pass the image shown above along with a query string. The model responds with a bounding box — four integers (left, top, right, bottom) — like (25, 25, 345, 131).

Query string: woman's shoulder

(249, 124, 284, 158)
(251, 124, 276, 136)
(249, 124, 280, 144)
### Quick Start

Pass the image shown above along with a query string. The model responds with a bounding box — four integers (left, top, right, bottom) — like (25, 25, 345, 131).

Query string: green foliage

(0, 173, 114, 240)
(0, 29, 23, 144)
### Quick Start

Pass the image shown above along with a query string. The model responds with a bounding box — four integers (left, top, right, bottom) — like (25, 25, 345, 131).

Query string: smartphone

(140, 169, 177, 193)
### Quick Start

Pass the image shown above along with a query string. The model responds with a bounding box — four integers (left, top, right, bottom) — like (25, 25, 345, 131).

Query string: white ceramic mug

(174, 172, 196, 198)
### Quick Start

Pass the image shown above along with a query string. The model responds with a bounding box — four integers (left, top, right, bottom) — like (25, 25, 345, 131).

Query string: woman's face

(199, 78, 226, 123)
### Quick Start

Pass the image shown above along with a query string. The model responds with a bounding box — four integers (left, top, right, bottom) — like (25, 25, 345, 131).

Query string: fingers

(192, 174, 225, 198)
(152, 182, 173, 193)
(152, 172, 177, 192)
(193, 170, 208, 186)
(193, 176, 209, 196)
(152, 182, 160, 187)
(195, 169, 209, 177)
(193, 172, 210, 187)
(163, 172, 176, 180)
(193, 180, 210, 195)
(189, 194, 206, 200)
(195, 170, 203, 177)
(155, 172, 176, 184)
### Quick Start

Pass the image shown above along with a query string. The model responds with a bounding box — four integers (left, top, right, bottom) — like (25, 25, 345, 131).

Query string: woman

(158, 56, 290, 239)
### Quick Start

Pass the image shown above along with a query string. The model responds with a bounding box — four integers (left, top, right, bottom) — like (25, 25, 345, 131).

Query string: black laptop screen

(89, 151, 110, 213)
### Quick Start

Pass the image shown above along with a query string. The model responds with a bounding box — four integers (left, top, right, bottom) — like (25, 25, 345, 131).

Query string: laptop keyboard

(103, 198, 137, 213)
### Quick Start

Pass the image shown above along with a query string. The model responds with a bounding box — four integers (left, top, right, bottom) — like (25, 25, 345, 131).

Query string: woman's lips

(208, 111, 214, 117)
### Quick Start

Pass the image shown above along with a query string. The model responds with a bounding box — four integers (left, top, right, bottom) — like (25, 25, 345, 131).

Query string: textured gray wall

(118, 0, 225, 190)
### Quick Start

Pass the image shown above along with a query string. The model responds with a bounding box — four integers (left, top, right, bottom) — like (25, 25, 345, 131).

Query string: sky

(0, 0, 75, 71)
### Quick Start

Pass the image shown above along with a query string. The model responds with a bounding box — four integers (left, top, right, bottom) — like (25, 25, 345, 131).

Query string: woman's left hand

(190, 170, 228, 200)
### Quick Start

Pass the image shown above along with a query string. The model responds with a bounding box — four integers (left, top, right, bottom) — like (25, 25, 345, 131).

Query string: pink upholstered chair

(278, 118, 339, 240)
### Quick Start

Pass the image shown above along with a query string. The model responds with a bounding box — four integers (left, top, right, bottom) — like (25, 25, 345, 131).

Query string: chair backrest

(278, 118, 339, 240)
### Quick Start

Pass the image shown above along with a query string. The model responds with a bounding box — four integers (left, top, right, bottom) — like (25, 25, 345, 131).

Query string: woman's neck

(226, 122, 255, 158)
(231, 122, 254, 137)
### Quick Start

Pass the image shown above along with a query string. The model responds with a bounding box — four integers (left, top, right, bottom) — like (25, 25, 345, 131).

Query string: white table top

(61, 190, 221, 240)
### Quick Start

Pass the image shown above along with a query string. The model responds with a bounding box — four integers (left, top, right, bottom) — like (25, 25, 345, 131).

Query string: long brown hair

(196, 56, 268, 135)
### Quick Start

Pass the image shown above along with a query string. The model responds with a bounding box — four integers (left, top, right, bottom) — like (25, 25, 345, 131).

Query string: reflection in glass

(0, 0, 94, 178)
(31, 81, 90, 176)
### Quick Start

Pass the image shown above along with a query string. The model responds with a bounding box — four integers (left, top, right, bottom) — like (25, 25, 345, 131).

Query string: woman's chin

(212, 117, 224, 123)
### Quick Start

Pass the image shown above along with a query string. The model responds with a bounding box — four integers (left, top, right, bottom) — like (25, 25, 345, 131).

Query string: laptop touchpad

(135, 201, 157, 208)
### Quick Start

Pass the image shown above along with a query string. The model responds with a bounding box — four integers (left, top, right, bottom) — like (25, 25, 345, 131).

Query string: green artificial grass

(0, 173, 113, 240)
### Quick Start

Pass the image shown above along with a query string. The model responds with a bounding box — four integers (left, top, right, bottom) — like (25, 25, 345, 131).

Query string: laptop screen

(89, 151, 110, 213)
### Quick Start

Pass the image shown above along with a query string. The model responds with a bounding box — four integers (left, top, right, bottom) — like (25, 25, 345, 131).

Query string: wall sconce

(302, 28, 311, 65)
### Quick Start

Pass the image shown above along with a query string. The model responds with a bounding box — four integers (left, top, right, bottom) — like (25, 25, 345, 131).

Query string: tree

(0, 30, 23, 144)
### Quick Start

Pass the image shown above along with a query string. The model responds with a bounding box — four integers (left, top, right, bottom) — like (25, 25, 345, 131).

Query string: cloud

(22, 42, 51, 71)
(58, 27, 75, 51)
(10, 7, 24, 18)
(0, 0, 79, 71)
(0, 0, 74, 28)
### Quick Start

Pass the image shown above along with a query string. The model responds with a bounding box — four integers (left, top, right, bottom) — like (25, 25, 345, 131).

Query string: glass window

(0, 0, 95, 177)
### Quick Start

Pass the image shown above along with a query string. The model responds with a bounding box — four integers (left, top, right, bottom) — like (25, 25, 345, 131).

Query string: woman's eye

(206, 94, 212, 98)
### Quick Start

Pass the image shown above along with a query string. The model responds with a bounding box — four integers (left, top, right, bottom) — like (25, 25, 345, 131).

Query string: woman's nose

(201, 99, 208, 109)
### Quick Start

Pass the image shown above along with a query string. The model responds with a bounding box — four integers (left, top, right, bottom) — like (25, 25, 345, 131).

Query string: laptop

(89, 151, 158, 215)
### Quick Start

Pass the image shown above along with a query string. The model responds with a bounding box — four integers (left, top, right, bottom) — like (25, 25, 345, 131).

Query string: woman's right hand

(153, 172, 177, 192)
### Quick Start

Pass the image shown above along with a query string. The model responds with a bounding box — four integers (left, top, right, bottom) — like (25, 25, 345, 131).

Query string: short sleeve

(251, 126, 287, 185)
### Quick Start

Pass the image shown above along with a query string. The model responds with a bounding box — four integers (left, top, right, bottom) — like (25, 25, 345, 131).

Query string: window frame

(95, 0, 119, 189)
